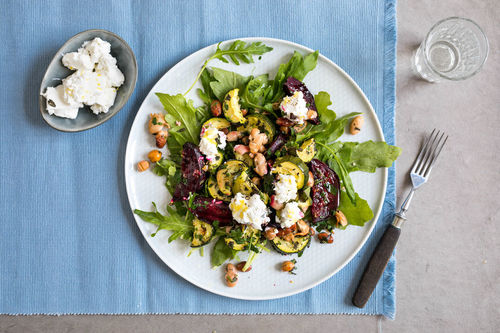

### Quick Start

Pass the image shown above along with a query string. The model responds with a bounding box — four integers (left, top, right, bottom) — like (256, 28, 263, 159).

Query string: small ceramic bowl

(39, 29, 137, 132)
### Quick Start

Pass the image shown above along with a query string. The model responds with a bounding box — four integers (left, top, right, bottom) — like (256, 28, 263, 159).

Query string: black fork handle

(352, 215, 404, 308)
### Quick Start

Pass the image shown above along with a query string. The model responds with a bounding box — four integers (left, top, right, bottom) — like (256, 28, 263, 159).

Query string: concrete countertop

(1, 1, 498, 332)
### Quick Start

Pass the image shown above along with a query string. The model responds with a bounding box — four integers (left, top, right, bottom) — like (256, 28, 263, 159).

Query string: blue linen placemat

(0, 0, 397, 318)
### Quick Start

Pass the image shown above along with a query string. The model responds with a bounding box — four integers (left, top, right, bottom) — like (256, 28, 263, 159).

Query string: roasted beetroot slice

(181, 142, 206, 180)
(283, 77, 320, 125)
(266, 133, 287, 158)
(172, 143, 207, 201)
(310, 159, 340, 223)
(191, 196, 233, 226)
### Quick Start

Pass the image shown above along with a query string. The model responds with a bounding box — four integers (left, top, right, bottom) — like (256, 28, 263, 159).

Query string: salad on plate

(134, 40, 400, 287)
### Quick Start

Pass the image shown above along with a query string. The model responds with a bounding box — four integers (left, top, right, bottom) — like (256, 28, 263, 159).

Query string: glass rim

(422, 16, 489, 81)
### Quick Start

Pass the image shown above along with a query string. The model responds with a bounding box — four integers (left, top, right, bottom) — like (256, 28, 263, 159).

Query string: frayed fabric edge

(381, 0, 398, 321)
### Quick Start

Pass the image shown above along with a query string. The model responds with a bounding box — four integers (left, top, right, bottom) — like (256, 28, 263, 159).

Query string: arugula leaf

(209, 67, 251, 102)
(155, 93, 210, 162)
(197, 68, 216, 106)
(296, 91, 337, 141)
(240, 74, 274, 112)
(134, 203, 193, 241)
(211, 237, 237, 267)
(296, 92, 360, 143)
(297, 109, 360, 143)
(212, 40, 273, 65)
(337, 141, 402, 173)
(290, 51, 319, 82)
(270, 51, 319, 102)
(338, 191, 374, 226)
(314, 91, 336, 122)
(184, 40, 273, 96)
(316, 141, 357, 204)
(153, 158, 181, 195)
(315, 191, 373, 230)
(321, 112, 361, 143)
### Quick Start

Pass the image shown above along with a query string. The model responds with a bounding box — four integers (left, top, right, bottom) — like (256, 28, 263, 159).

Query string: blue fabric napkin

(0, 0, 397, 318)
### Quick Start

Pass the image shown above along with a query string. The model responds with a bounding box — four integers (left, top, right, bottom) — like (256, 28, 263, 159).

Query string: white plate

(124, 38, 386, 300)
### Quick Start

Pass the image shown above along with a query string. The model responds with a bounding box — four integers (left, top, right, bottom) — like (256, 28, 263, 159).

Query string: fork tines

(411, 129, 448, 178)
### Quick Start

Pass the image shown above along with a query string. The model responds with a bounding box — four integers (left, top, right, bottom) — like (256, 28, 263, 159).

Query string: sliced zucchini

(216, 160, 249, 195)
(223, 89, 246, 124)
(224, 238, 247, 251)
(206, 175, 231, 202)
(271, 234, 311, 255)
(191, 218, 214, 247)
(202, 117, 231, 130)
(232, 172, 254, 196)
(272, 156, 310, 189)
(232, 172, 269, 203)
(296, 138, 316, 163)
(297, 196, 312, 212)
(225, 225, 261, 251)
(234, 151, 254, 167)
(237, 114, 276, 142)
(208, 150, 224, 172)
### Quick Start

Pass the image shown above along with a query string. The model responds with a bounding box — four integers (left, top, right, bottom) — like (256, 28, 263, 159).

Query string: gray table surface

(1, 1, 499, 332)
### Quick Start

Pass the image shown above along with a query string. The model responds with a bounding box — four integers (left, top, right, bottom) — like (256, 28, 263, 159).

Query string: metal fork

(352, 130, 448, 308)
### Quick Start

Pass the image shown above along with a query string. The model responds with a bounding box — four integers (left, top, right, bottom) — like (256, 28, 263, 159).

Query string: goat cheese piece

(62, 71, 109, 106)
(199, 125, 226, 162)
(42, 37, 125, 118)
(95, 53, 125, 87)
(90, 87, 117, 114)
(280, 91, 308, 124)
(276, 201, 304, 229)
(230, 193, 270, 230)
(81, 37, 111, 63)
(274, 174, 298, 204)
(62, 51, 93, 71)
(42, 85, 82, 119)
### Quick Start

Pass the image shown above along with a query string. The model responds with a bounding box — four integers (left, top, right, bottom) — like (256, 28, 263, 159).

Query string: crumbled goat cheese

(42, 85, 81, 119)
(280, 91, 308, 124)
(274, 174, 298, 204)
(42, 37, 124, 118)
(199, 125, 226, 162)
(230, 193, 270, 230)
(276, 201, 304, 229)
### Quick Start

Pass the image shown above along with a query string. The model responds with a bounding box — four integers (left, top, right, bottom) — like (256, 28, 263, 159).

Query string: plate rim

(124, 37, 387, 300)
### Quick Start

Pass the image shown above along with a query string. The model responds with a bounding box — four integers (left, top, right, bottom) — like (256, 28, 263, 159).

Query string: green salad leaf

(155, 93, 210, 162)
(209, 67, 250, 102)
(316, 141, 357, 204)
(335, 141, 402, 173)
(314, 91, 336, 122)
(153, 158, 181, 195)
(316, 191, 373, 231)
(184, 40, 273, 96)
(213, 40, 273, 65)
(134, 203, 193, 242)
(296, 92, 360, 143)
(271, 50, 319, 102)
(211, 237, 237, 267)
(197, 69, 216, 106)
(240, 74, 274, 113)
(316, 139, 400, 204)
(338, 191, 374, 226)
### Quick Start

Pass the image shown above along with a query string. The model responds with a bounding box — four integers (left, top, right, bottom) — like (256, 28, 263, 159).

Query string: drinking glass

(412, 17, 489, 82)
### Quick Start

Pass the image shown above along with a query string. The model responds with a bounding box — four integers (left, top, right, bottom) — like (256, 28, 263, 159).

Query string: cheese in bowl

(42, 37, 124, 119)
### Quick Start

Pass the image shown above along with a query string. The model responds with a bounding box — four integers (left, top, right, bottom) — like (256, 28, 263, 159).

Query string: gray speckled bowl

(39, 29, 137, 132)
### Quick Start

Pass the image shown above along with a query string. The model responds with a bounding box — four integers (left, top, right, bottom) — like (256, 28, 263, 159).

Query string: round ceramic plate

(124, 38, 386, 300)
